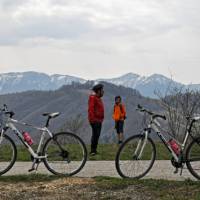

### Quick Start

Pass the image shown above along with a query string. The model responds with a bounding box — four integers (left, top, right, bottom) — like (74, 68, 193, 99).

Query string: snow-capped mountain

(0, 71, 199, 98)
(0, 71, 86, 94)
(99, 73, 143, 88)
(99, 73, 183, 98)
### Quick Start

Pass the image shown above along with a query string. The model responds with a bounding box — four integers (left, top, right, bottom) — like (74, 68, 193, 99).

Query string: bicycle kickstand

(28, 159, 40, 173)
(28, 164, 36, 172)
(180, 164, 185, 176)
(173, 166, 184, 176)
(174, 168, 178, 174)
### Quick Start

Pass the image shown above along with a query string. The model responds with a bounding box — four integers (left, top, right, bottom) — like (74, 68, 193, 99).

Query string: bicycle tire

(186, 136, 200, 180)
(115, 134, 156, 179)
(0, 134, 17, 175)
(43, 132, 87, 176)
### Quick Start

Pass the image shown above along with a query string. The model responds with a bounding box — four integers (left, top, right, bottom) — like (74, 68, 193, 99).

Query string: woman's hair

(115, 96, 121, 102)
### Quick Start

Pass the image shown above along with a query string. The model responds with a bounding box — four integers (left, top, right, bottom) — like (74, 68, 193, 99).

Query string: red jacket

(88, 95, 104, 123)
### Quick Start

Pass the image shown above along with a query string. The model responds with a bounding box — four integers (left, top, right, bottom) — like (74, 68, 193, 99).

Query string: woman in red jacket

(88, 84, 104, 156)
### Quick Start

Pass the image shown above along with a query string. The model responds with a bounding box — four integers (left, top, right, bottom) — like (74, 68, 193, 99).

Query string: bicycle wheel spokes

(0, 135, 17, 175)
(116, 135, 156, 179)
(43, 132, 87, 176)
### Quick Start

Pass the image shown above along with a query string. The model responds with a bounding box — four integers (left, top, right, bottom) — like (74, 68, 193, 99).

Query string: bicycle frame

(140, 117, 192, 162)
(0, 118, 54, 160)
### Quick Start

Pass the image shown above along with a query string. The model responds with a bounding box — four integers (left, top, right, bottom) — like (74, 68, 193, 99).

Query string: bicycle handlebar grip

(137, 104, 153, 114)
(137, 104, 166, 120)
(137, 104, 143, 109)
(5, 111, 15, 118)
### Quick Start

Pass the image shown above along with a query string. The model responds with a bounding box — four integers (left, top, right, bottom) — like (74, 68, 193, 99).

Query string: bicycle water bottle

(23, 132, 33, 146)
(168, 139, 180, 156)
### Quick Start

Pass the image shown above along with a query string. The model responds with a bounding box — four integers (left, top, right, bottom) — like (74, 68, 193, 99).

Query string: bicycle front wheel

(0, 134, 17, 175)
(115, 134, 156, 179)
(186, 137, 200, 180)
(43, 132, 87, 176)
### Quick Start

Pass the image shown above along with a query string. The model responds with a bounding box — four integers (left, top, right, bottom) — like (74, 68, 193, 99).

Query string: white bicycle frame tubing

(1, 118, 54, 159)
(150, 119, 179, 161)
(137, 117, 192, 162)
(136, 128, 149, 159)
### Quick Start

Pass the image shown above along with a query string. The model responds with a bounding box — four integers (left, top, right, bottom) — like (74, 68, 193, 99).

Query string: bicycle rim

(0, 135, 17, 175)
(186, 137, 200, 180)
(115, 134, 156, 179)
(43, 132, 87, 176)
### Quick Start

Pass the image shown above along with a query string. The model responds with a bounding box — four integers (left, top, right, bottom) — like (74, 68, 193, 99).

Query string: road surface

(0, 160, 196, 181)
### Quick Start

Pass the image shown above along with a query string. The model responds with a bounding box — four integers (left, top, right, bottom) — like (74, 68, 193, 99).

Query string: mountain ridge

(0, 71, 199, 98)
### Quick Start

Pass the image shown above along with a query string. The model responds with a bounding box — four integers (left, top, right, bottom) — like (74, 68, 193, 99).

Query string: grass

(89, 143, 171, 161)
(0, 175, 200, 200)
(0, 174, 59, 183)
(0, 142, 173, 161)
(95, 177, 200, 200)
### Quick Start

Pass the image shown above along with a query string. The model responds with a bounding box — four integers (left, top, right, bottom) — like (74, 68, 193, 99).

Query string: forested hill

(0, 82, 162, 143)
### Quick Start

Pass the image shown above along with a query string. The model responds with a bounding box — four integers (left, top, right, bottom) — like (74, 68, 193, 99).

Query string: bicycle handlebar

(137, 104, 166, 121)
(1, 104, 15, 118)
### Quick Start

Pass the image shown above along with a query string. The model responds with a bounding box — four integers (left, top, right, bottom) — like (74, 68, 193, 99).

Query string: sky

(0, 0, 200, 84)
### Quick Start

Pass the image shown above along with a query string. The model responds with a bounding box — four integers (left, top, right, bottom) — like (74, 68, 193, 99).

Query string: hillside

(0, 82, 162, 143)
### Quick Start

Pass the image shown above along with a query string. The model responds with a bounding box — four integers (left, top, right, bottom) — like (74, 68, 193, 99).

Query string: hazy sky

(0, 0, 199, 83)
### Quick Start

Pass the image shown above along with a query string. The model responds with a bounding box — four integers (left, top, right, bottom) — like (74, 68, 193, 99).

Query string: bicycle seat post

(45, 117, 51, 128)
(42, 112, 60, 127)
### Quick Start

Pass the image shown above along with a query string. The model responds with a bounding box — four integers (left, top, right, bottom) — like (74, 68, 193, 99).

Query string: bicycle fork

(134, 131, 148, 160)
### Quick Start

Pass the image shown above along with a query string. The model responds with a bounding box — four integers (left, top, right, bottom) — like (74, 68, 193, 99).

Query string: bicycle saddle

(193, 115, 200, 121)
(42, 112, 60, 118)
(186, 115, 200, 121)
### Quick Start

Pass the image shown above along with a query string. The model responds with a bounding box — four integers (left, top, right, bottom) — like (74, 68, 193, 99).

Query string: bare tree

(60, 114, 85, 134)
(156, 87, 200, 140)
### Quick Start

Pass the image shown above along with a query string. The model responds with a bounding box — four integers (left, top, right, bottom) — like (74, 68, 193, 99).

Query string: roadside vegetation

(0, 174, 199, 200)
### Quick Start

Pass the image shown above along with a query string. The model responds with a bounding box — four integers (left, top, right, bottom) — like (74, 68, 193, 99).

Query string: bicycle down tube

(5, 118, 51, 160)
(151, 119, 180, 162)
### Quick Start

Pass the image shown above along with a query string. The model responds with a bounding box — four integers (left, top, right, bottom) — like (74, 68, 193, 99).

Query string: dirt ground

(0, 177, 151, 200)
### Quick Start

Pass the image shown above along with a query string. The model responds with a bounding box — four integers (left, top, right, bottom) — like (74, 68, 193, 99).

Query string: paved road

(0, 161, 196, 181)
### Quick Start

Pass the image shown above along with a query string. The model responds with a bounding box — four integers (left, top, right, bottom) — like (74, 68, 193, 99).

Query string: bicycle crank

(171, 157, 184, 174)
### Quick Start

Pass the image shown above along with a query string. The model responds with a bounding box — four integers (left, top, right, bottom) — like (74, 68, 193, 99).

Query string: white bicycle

(115, 104, 200, 180)
(0, 104, 87, 176)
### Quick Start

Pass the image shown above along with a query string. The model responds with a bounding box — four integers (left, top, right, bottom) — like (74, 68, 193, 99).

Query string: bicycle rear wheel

(43, 132, 87, 176)
(115, 134, 156, 179)
(186, 137, 200, 180)
(0, 134, 17, 175)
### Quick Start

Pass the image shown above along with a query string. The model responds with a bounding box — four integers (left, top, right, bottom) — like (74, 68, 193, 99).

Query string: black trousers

(90, 122, 102, 153)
